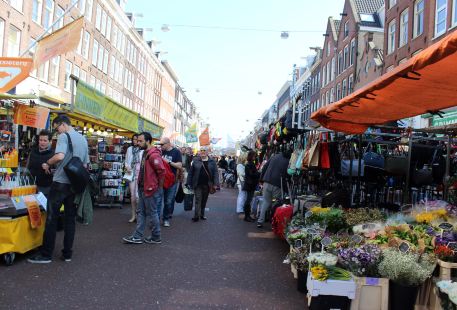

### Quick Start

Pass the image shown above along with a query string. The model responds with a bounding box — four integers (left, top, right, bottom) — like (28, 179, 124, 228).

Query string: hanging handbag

(320, 142, 330, 169)
(175, 183, 185, 203)
(412, 148, 437, 187)
(63, 133, 90, 194)
(363, 149, 385, 169)
(183, 194, 194, 211)
(295, 149, 305, 170)
(385, 154, 408, 176)
(341, 159, 364, 176)
(308, 140, 320, 167)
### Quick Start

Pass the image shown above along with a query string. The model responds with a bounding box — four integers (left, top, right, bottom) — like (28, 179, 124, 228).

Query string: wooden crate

(350, 277, 389, 310)
(437, 259, 457, 281)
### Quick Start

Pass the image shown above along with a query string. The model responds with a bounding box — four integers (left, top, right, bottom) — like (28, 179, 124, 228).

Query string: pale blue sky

(126, 0, 342, 144)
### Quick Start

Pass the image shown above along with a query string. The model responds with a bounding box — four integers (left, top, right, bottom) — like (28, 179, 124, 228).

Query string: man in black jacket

(257, 150, 291, 228)
(27, 130, 54, 197)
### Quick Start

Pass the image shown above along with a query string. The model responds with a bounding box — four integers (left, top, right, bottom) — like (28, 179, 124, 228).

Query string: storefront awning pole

(404, 135, 413, 204)
(356, 135, 363, 205)
(70, 76, 76, 112)
(444, 135, 452, 201)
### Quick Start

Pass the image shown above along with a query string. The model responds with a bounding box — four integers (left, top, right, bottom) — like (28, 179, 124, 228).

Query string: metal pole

(20, 1, 80, 57)
(444, 135, 451, 200)
(356, 134, 363, 205)
(404, 133, 413, 203)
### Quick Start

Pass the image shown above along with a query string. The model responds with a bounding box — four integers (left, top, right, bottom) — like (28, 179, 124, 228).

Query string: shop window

(435, 0, 447, 36)
(414, 0, 424, 38)
(7, 25, 21, 57)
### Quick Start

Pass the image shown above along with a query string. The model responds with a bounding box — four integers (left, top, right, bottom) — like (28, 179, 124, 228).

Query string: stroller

(223, 169, 236, 188)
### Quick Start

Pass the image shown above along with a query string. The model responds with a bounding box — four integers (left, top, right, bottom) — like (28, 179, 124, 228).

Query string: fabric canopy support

(311, 30, 457, 134)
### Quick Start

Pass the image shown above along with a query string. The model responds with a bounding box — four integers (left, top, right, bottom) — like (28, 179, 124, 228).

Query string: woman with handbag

(242, 151, 260, 222)
(124, 134, 143, 223)
(186, 147, 219, 222)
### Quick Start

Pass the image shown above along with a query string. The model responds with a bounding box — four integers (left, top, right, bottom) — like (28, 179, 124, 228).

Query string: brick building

(319, 17, 340, 108)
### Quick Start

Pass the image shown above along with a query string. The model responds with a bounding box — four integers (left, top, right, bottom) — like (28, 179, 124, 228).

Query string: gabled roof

(328, 17, 341, 42)
(351, 0, 384, 27)
(333, 20, 341, 34)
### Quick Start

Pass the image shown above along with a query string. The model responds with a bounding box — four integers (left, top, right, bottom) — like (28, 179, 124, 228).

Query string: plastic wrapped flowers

(308, 252, 338, 266)
(310, 264, 352, 281)
(437, 280, 457, 305)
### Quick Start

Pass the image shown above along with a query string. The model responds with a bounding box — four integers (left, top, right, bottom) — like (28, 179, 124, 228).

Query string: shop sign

(199, 127, 210, 146)
(0, 57, 33, 93)
(33, 17, 84, 69)
(138, 117, 163, 139)
(75, 81, 138, 132)
(432, 111, 457, 127)
(13, 104, 50, 129)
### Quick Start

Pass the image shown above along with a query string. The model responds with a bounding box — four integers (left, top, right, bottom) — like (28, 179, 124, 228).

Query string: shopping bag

(308, 141, 320, 167)
(175, 183, 185, 203)
(320, 142, 330, 169)
(184, 194, 194, 211)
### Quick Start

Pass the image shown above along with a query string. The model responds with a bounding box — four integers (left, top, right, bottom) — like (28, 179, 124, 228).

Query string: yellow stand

(0, 213, 46, 254)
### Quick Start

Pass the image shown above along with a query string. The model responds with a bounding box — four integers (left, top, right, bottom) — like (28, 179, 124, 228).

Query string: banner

(138, 117, 163, 140)
(185, 123, 198, 143)
(75, 80, 139, 132)
(33, 17, 84, 69)
(13, 104, 50, 129)
(199, 127, 210, 146)
(210, 137, 221, 144)
(0, 57, 33, 93)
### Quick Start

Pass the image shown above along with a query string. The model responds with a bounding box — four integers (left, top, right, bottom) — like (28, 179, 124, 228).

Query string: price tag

(294, 239, 303, 248)
(365, 277, 380, 286)
(305, 211, 313, 218)
(399, 242, 410, 253)
(307, 228, 317, 236)
(351, 235, 363, 244)
(27, 203, 42, 229)
(321, 237, 332, 247)
(439, 222, 453, 231)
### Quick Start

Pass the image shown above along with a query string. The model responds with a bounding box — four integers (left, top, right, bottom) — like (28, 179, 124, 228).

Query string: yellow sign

(0, 57, 33, 93)
(33, 17, 84, 69)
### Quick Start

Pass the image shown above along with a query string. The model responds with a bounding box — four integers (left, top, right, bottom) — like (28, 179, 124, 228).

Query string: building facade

(0, 0, 183, 133)
(160, 60, 177, 138)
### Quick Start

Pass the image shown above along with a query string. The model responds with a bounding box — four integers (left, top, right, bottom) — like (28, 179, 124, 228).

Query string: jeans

(163, 182, 178, 221)
(194, 184, 209, 218)
(133, 189, 161, 240)
(236, 184, 247, 213)
(258, 182, 282, 224)
(244, 190, 255, 217)
(41, 182, 76, 259)
(153, 188, 164, 220)
(37, 185, 51, 198)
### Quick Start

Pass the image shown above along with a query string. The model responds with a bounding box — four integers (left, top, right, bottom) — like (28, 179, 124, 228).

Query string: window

(10, 0, 23, 12)
(95, 4, 101, 30)
(106, 17, 112, 41)
(81, 31, 89, 59)
(338, 51, 343, 74)
(331, 57, 335, 81)
(90, 75, 95, 87)
(435, 0, 447, 36)
(32, 0, 43, 24)
(48, 56, 60, 85)
(97, 45, 104, 70)
(348, 74, 354, 94)
(342, 79, 347, 98)
(0, 19, 4, 57)
(344, 21, 349, 38)
(103, 51, 108, 74)
(7, 25, 21, 57)
(80, 70, 86, 82)
(344, 45, 349, 69)
(336, 84, 341, 101)
(64, 61, 72, 91)
(73, 65, 80, 79)
(388, 20, 396, 54)
(53, 5, 64, 31)
(92, 40, 98, 66)
(78, 0, 86, 12)
(330, 88, 334, 103)
(109, 55, 115, 78)
(399, 9, 409, 47)
(101, 11, 107, 36)
(43, 0, 54, 30)
(454, 0, 457, 25)
(326, 43, 330, 57)
(85, 0, 93, 22)
(389, 0, 397, 9)
(322, 67, 326, 87)
(414, 0, 425, 37)
(37, 62, 49, 81)
(112, 24, 118, 46)
(350, 39, 356, 66)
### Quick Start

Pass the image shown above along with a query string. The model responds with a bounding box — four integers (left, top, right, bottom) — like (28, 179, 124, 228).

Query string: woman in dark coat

(242, 151, 260, 222)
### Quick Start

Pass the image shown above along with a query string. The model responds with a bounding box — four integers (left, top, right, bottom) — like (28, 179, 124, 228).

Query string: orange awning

(311, 30, 457, 134)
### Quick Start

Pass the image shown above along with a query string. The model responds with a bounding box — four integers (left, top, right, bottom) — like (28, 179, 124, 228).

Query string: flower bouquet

(414, 208, 447, 224)
(435, 245, 457, 263)
(371, 224, 434, 253)
(309, 207, 347, 233)
(343, 208, 386, 226)
(310, 264, 352, 281)
(352, 222, 384, 239)
(337, 244, 382, 277)
(308, 252, 338, 267)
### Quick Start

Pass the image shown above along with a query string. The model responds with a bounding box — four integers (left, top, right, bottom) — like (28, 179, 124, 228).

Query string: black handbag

(175, 183, 184, 203)
(63, 133, 90, 194)
(385, 155, 408, 176)
(363, 151, 385, 169)
(183, 194, 194, 211)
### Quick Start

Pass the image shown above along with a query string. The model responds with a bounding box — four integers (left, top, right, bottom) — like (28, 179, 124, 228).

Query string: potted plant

(378, 248, 436, 310)
(289, 248, 309, 293)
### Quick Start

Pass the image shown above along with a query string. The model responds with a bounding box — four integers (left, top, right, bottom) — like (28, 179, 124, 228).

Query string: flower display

(414, 209, 447, 224)
(338, 244, 382, 277)
(435, 245, 457, 263)
(344, 208, 386, 226)
(378, 248, 436, 286)
(310, 264, 352, 281)
(289, 247, 309, 271)
(370, 224, 434, 254)
(308, 252, 338, 266)
(309, 207, 347, 233)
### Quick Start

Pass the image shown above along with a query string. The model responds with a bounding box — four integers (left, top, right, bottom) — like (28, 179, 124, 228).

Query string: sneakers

(257, 223, 263, 228)
(28, 254, 52, 264)
(144, 237, 162, 244)
(200, 216, 207, 220)
(60, 255, 72, 262)
(163, 220, 170, 227)
(122, 235, 143, 244)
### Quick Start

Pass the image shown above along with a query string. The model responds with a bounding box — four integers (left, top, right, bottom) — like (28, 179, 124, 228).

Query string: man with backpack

(123, 132, 165, 244)
(159, 137, 182, 227)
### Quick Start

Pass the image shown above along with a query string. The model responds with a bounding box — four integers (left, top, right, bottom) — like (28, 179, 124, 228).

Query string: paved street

(1, 188, 305, 309)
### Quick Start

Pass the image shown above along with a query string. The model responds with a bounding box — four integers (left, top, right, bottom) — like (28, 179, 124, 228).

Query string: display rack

(94, 137, 125, 208)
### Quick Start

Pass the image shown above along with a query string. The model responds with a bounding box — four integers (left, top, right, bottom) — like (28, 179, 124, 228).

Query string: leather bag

(308, 141, 320, 167)
(63, 133, 90, 194)
(363, 151, 385, 169)
(341, 159, 364, 177)
(385, 155, 408, 176)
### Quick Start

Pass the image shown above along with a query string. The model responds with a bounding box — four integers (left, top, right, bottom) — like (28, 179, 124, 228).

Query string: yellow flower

(311, 206, 330, 214)
(311, 265, 329, 281)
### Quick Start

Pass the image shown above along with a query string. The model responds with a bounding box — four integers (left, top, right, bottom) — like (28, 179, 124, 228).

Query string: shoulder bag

(202, 162, 216, 194)
(64, 133, 90, 194)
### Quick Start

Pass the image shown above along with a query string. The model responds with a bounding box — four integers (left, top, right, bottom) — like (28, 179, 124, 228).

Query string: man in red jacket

(123, 132, 165, 244)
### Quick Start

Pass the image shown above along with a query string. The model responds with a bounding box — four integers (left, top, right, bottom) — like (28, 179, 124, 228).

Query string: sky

(125, 0, 342, 145)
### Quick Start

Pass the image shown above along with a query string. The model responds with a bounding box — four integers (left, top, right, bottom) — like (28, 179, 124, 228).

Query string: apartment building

(303, 49, 322, 126)
(384, 0, 457, 71)
(160, 60, 177, 138)
(0, 0, 165, 128)
(173, 85, 197, 146)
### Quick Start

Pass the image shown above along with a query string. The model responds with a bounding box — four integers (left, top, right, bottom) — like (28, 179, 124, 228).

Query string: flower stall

(284, 201, 457, 310)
